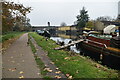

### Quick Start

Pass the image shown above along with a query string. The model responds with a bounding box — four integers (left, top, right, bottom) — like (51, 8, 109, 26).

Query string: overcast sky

(10, 0, 120, 26)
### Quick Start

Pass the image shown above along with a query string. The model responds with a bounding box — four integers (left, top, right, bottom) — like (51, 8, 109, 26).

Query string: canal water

(50, 37, 80, 53)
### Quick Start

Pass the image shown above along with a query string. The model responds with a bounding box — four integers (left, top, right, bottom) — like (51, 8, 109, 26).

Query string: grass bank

(1, 31, 25, 43)
(1, 31, 25, 51)
(29, 32, 119, 78)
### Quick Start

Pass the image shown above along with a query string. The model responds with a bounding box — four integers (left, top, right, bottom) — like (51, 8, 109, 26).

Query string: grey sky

(10, 0, 120, 26)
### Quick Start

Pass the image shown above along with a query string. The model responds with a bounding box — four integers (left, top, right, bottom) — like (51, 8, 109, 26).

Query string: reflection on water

(70, 45, 80, 53)
(50, 37, 80, 53)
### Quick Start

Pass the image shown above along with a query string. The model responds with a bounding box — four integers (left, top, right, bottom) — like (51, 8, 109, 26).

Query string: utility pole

(0, 1, 3, 80)
(0, 1, 2, 35)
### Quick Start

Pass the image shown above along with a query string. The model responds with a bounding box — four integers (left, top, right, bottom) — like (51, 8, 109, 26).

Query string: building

(58, 26, 77, 31)
(118, 1, 120, 20)
(118, 1, 120, 15)
(94, 21, 120, 31)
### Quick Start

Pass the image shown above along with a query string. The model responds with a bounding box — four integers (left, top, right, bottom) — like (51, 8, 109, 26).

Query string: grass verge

(1, 31, 25, 52)
(29, 32, 119, 78)
(1, 31, 25, 43)
(28, 34, 48, 77)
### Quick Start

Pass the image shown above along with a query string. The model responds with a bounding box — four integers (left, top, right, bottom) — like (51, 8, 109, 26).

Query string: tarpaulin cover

(104, 25, 117, 34)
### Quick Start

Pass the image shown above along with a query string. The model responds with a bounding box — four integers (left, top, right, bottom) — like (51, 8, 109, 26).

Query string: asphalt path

(2, 33, 41, 78)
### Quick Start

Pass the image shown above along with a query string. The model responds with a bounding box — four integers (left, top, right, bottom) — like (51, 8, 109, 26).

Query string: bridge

(32, 26, 59, 31)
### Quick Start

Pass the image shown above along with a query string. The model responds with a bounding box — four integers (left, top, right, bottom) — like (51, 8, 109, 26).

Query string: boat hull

(76, 42, 120, 70)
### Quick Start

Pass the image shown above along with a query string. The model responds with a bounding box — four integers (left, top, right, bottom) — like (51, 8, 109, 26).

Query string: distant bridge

(32, 26, 59, 31)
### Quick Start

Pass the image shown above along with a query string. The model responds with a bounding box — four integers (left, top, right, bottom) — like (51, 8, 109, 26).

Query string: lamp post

(48, 22, 50, 27)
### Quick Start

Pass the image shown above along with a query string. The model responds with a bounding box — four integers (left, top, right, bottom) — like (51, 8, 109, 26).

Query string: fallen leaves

(50, 61, 54, 64)
(44, 68, 52, 72)
(45, 65, 48, 67)
(95, 64, 100, 68)
(64, 57, 70, 60)
(11, 69, 16, 72)
(8, 68, 16, 72)
(103, 67, 108, 71)
(55, 75, 61, 79)
(19, 76, 24, 79)
(76, 70, 79, 74)
(56, 68, 59, 70)
(19, 71, 24, 74)
(66, 74, 73, 79)
(66, 74, 70, 77)
(68, 76, 72, 79)
(1, 48, 6, 51)
(8, 69, 11, 71)
(55, 71, 61, 74)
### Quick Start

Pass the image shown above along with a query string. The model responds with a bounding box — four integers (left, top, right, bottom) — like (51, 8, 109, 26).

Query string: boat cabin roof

(89, 34, 112, 40)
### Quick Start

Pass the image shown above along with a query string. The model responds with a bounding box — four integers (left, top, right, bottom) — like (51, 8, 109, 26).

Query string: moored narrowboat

(76, 33, 120, 70)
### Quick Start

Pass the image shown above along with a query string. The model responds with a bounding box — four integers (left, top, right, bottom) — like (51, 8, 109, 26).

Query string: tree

(60, 22, 67, 26)
(2, 1, 32, 33)
(76, 7, 89, 29)
(86, 21, 95, 29)
(96, 16, 114, 21)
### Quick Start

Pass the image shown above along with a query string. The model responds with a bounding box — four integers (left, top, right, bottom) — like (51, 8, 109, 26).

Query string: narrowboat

(76, 33, 120, 70)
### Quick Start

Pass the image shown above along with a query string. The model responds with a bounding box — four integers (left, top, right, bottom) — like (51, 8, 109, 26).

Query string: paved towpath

(2, 33, 41, 78)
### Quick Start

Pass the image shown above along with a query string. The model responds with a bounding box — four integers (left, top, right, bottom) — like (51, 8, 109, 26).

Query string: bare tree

(96, 16, 114, 21)
(60, 22, 67, 26)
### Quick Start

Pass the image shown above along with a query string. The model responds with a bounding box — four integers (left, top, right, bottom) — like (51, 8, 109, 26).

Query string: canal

(49, 32, 120, 70)
(50, 37, 80, 53)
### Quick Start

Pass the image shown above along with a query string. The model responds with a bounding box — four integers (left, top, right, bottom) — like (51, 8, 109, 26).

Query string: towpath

(2, 33, 41, 78)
